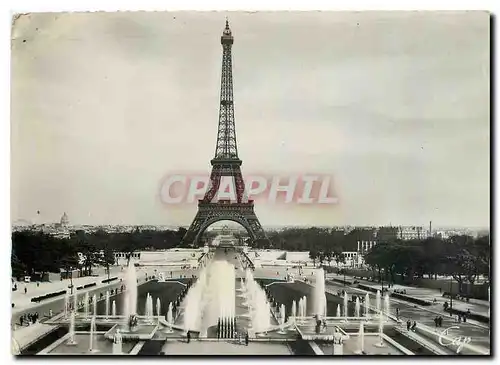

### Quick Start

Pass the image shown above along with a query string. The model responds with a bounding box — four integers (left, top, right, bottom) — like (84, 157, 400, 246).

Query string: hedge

(445, 308, 489, 324)
(329, 278, 353, 286)
(442, 292, 473, 300)
(77, 283, 96, 290)
(357, 284, 383, 294)
(31, 289, 67, 303)
(390, 292, 432, 306)
(102, 277, 118, 284)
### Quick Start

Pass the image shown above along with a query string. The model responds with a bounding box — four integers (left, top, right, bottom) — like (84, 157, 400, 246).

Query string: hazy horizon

(11, 11, 490, 228)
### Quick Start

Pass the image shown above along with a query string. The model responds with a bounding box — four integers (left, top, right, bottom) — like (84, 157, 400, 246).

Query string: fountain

(112, 329, 123, 354)
(141, 294, 154, 323)
(105, 291, 110, 320)
(144, 294, 149, 318)
(84, 293, 89, 319)
(88, 316, 99, 353)
(184, 269, 208, 334)
(112, 301, 116, 317)
(92, 294, 97, 317)
(277, 304, 286, 334)
(243, 269, 271, 334)
(336, 304, 341, 318)
(354, 322, 365, 354)
(73, 291, 78, 313)
(374, 311, 386, 348)
(165, 302, 173, 333)
(156, 298, 161, 320)
(123, 261, 138, 319)
(303, 296, 307, 318)
(355, 297, 361, 318)
(364, 293, 370, 318)
(66, 311, 77, 346)
(375, 290, 381, 314)
(384, 293, 390, 321)
(64, 292, 69, 318)
(148, 295, 154, 323)
(343, 293, 348, 321)
(312, 268, 326, 317)
(291, 300, 296, 324)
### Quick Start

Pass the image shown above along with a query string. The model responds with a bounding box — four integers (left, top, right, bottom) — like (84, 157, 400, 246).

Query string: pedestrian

(24, 287, 27, 294)
(463, 314, 467, 323)
(411, 321, 417, 331)
(406, 320, 411, 331)
(434, 317, 438, 328)
(245, 332, 249, 346)
(186, 330, 191, 343)
(20, 316, 24, 326)
(37, 282, 40, 287)
(438, 316, 443, 327)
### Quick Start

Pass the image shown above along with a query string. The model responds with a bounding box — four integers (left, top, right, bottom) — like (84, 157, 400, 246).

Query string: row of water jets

(64, 262, 178, 354)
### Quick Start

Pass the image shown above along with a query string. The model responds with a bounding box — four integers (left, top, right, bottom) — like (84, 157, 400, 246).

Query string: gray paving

(162, 339, 292, 355)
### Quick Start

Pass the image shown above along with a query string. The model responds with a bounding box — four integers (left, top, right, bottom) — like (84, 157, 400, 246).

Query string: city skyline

(11, 11, 490, 227)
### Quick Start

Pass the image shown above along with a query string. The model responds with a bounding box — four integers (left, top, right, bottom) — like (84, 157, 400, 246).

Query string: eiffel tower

(182, 20, 267, 246)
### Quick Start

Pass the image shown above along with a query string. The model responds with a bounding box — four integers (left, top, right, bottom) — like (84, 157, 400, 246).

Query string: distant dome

(60, 212, 69, 226)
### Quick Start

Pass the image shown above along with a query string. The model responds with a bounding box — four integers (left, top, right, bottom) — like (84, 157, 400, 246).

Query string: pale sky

(11, 11, 490, 227)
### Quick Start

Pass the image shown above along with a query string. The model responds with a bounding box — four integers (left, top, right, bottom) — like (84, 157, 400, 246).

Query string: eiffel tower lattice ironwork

(182, 20, 267, 245)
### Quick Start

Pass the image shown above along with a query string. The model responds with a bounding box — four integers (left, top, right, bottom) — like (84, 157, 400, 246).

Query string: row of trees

(11, 227, 188, 280)
(249, 227, 490, 289)
(363, 235, 490, 289)
(252, 227, 372, 252)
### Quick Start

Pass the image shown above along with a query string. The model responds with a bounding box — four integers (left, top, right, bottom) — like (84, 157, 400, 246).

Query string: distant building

(375, 225, 428, 241)
(340, 251, 363, 268)
(53, 212, 71, 239)
(397, 226, 428, 240)
(114, 252, 141, 265)
(357, 240, 377, 254)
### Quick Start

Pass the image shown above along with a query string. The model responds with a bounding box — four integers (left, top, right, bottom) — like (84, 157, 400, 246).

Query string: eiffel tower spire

(214, 18, 239, 160)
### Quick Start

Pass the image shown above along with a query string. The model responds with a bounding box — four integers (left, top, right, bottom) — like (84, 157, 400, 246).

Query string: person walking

(406, 320, 411, 331)
(411, 321, 417, 331)
(186, 330, 191, 344)
(434, 317, 438, 328)
(245, 332, 249, 346)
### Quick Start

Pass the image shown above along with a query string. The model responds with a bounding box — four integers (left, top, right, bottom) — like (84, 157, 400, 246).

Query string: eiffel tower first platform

(182, 20, 268, 246)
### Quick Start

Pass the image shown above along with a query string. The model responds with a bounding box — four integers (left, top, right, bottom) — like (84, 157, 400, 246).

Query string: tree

(73, 230, 101, 276)
(101, 243, 115, 280)
(443, 235, 478, 294)
(57, 239, 80, 293)
(309, 249, 318, 266)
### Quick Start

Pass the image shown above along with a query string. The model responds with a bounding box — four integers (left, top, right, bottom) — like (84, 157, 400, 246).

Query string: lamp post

(381, 269, 384, 293)
(449, 276, 453, 310)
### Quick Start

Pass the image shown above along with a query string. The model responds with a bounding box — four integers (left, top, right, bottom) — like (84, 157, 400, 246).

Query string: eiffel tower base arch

(182, 202, 267, 246)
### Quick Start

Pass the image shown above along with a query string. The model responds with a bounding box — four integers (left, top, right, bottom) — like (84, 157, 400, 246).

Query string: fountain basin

(38, 333, 137, 355)
(104, 324, 158, 341)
